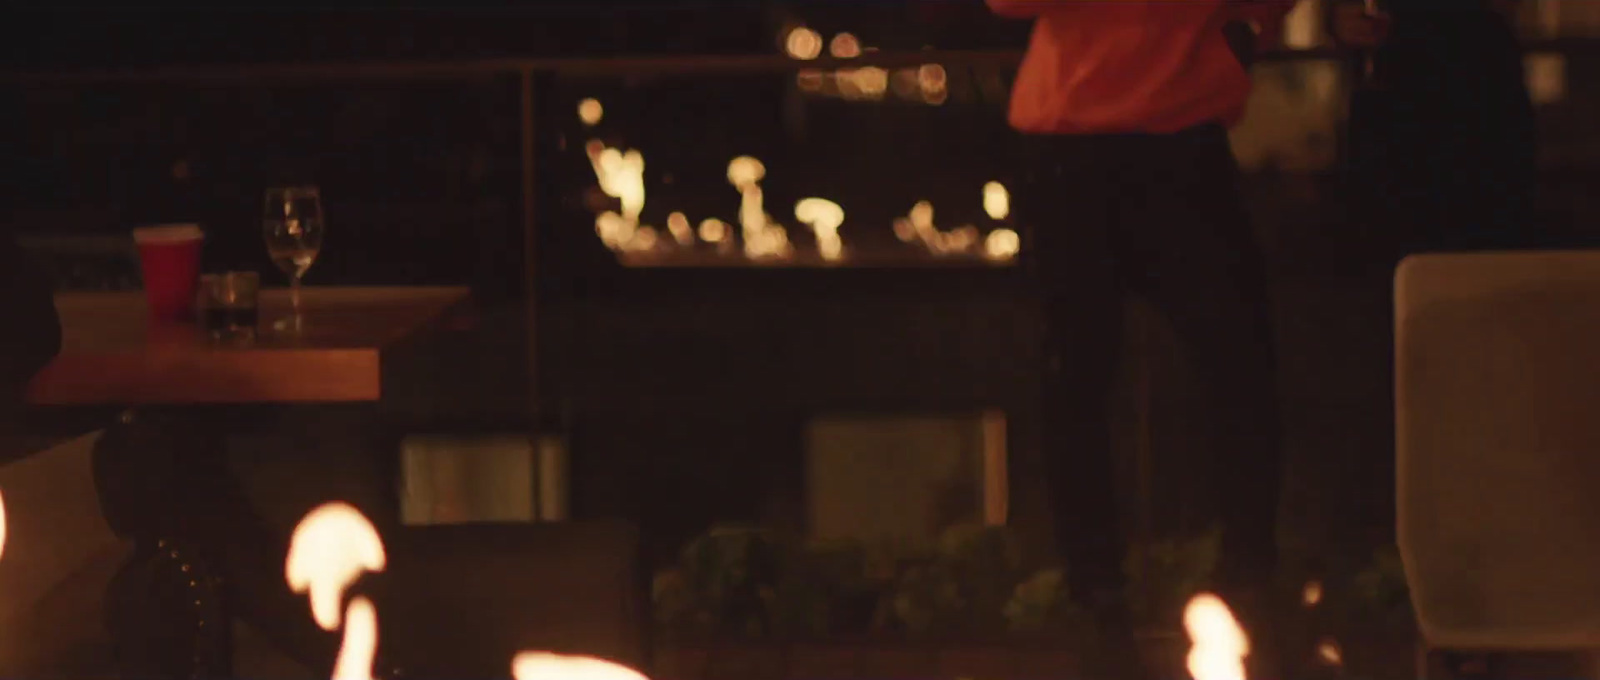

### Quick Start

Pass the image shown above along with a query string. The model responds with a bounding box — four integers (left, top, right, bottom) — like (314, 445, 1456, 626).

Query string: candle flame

(1184, 593, 1250, 680)
(829, 32, 861, 59)
(983, 181, 1010, 220)
(577, 98, 604, 127)
(511, 652, 649, 680)
(784, 27, 823, 60)
(285, 502, 387, 631)
(331, 596, 379, 680)
(588, 142, 649, 252)
(666, 212, 695, 246)
(1316, 637, 1344, 666)
(893, 217, 917, 243)
(596, 211, 636, 251)
(698, 218, 729, 244)
(795, 197, 846, 261)
(984, 229, 1021, 261)
(918, 64, 949, 105)
(796, 69, 827, 92)
(1302, 580, 1323, 607)
(727, 156, 790, 259)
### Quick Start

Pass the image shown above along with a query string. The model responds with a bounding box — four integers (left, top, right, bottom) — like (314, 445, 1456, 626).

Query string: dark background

(5, 2, 1600, 569)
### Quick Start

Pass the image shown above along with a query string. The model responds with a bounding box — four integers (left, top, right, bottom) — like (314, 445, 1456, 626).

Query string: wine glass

(262, 186, 325, 327)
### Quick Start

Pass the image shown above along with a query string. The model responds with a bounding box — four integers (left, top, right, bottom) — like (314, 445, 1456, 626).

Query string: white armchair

(1397, 251, 1600, 655)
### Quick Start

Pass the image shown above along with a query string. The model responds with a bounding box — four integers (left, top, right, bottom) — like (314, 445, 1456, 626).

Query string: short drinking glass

(197, 271, 261, 342)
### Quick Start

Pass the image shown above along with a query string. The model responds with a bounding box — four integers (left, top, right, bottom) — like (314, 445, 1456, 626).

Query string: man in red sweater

(987, 0, 1295, 676)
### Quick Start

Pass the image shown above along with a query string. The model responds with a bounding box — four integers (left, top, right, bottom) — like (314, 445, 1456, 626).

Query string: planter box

(1340, 632, 1421, 680)
(653, 633, 1417, 680)
(654, 640, 1118, 680)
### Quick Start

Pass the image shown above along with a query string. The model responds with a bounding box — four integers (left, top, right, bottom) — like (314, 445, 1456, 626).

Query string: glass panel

(400, 434, 536, 525)
(805, 411, 1006, 555)
(1520, 0, 1600, 39)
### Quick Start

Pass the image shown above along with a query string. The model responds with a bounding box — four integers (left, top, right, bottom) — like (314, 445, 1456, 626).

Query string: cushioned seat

(1397, 251, 1600, 651)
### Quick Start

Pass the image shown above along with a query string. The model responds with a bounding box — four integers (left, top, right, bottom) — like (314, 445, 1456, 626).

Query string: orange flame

(784, 27, 823, 61)
(1315, 637, 1343, 666)
(1302, 580, 1323, 607)
(577, 98, 604, 127)
(511, 652, 649, 680)
(285, 502, 387, 631)
(1184, 593, 1250, 680)
(288, 503, 386, 680)
(331, 596, 379, 680)
(984, 229, 1020, 260)
(794, 198, 846, 261)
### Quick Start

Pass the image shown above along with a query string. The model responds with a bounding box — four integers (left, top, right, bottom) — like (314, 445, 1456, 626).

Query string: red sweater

(988, 0, 1296, 134)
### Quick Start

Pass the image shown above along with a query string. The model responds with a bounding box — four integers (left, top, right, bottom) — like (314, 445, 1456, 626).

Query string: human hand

(1328, 2, 1392, 48)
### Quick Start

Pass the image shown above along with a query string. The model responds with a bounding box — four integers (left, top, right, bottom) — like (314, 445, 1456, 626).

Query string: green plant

(768, 538, 885, 639)
(658, 521, 1092, 641)
(1002, 567, 1088, 635)
(878, 523, 1028, 637)
(1124, 526, 1221, 626)
(661, 524, 782, 638)
(655, 525, 890, 640)
(1347, 545, 1413, 631)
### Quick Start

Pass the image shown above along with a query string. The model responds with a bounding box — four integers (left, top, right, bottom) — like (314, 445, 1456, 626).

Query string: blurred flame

(587, 141, 649, 252)
(947, 225, 980, 252)
(331, 597, 378, 680)
(727, 156, 790, 259)
(795, 197, 846, 261)
(796, 69, 827, 92)
(838, 67, 888, 100)
(511, 652, 649, 680)
(1302, 580, 1323, 607)
(830, 33, 861, 59)
(595, 211, 636, 251)
(893, 218, 917, 243)
(985, 229, 1020, 261)
(918, 64, 949, 105)
(626, 226, 660, 253)
(666, 212, 694, 246)
(727, 156, 765, 187)
(699, 218, 729, 244)
(577, 98, 604, 127)
(906, 201, 944, 252)
(1316, 637, 1344, 667)
(285, 502, 387, 632)
(1183, 593, 1250, 680)
(983, 181, 1010, 220)
(785, 27, 823, 60)
(909, 201, 934, 232)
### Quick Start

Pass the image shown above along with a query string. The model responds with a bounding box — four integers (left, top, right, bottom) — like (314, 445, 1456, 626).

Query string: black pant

(1348, 13, 1537, 259)
(1015, 123, 1283, 600)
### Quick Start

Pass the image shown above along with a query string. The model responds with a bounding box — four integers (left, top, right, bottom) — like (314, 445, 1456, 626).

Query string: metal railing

(3, 40, 1589, 416)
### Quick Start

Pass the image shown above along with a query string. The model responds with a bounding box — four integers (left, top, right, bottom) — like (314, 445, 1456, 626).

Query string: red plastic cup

(133, 224, 205, 323)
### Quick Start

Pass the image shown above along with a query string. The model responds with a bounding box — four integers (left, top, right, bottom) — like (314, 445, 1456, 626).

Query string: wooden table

(28, 286, 470, 406)
(22, 285, 473, 678)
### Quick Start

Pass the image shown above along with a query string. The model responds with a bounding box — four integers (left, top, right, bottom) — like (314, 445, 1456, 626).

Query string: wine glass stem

(290, 277, 303, 315)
